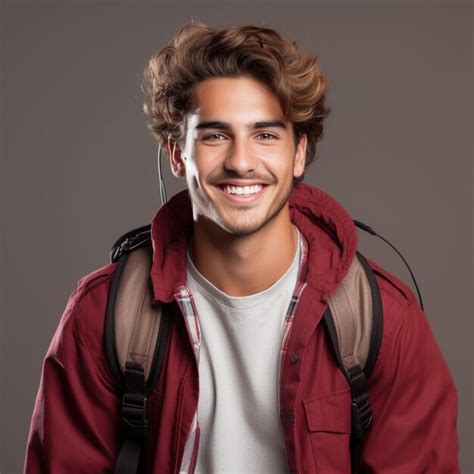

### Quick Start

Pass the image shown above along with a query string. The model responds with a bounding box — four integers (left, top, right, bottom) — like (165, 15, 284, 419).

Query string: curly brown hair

(142, 21, 331, 176)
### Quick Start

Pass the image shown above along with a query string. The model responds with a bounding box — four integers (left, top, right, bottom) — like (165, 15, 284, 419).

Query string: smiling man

(173, 76, 306, 298)
(25, 21, 459, 473)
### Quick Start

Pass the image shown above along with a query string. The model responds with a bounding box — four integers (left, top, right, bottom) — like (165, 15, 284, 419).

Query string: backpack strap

(324, 250, 383, 474)
(105, 225, 171, 474)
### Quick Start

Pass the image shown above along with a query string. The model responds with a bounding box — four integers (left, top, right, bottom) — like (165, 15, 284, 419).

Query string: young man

(25, 21, 459, 473)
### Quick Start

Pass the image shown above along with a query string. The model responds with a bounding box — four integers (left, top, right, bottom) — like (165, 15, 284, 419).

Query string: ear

(167, 135, 186, 178)
(293, 133, 308, 179)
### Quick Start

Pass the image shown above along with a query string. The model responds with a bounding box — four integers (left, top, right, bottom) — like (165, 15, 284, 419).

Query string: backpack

(104, 220, 424, 474)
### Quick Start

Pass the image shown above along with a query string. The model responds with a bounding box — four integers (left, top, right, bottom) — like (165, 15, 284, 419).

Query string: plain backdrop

(1, 1, 472, 472)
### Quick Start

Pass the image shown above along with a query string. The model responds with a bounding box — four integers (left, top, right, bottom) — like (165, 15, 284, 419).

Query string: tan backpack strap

(324, 251, 383, 473)
(114, 245, 162, 381)
(105, 225, 173, 474)
(326, 253, 373, 371)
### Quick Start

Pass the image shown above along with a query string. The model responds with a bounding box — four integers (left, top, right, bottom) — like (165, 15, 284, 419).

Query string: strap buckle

(347, 365, 373, 439)
(121, 392, 148, 437)
(351, 391, 373, 439)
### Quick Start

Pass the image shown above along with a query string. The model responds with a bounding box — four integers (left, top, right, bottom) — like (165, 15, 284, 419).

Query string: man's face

(168, 76, 307, 236)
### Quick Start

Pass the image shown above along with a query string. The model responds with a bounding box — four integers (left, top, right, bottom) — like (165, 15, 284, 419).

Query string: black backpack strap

(115, 361, 148, 473)
(323, 251, 383, 474)
(105, 225, 172, 474)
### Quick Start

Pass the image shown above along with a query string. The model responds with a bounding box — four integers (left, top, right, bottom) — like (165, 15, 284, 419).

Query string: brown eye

(256, 133, 278, 140)
(202, 133, 226, 141)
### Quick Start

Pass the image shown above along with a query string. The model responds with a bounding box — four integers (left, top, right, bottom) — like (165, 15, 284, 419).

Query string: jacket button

(290, 354, 298, 364)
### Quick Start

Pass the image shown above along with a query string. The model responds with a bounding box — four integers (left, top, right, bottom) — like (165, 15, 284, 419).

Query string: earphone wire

(157, 143, 168, 206)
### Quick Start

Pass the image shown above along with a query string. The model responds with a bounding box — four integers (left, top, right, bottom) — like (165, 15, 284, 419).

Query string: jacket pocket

(303, 387, 352, 474)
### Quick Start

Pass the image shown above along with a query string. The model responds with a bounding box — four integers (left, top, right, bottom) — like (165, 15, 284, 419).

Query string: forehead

(188, 76, 287, 124)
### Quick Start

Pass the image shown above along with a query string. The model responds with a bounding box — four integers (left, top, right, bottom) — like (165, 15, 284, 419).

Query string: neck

(190, 206, 298, 296)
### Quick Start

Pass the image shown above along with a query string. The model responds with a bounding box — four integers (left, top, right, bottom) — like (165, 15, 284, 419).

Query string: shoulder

(62, 262, 117, 325)
(71, 260, 118, 339)
(364, 255, 416, 309)
(364, 255, 418, 331)
(362, 255, 423, 356)
(76, 262, 118, 297)
(362, 255, 438, 375)
(50, 262, 119, 385)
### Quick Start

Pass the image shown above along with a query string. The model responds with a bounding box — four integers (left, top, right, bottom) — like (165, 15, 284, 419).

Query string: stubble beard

(190, 176, 294, 237)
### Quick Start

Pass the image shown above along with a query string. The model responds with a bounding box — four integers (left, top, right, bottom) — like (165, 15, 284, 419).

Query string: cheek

(184, 160, 199, 184)
(195, 142, 226, 159)
(199, 146, 227, 169)
(268, 154, 297, 178)
(186, 155, 217, 190)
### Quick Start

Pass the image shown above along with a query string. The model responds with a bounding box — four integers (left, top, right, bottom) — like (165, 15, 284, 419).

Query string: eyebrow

(195, 120, 288, 131)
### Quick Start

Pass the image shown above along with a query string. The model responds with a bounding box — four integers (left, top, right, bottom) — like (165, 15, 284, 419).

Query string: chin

(216, 207, 283, 236)
(220, 221, 266, 236)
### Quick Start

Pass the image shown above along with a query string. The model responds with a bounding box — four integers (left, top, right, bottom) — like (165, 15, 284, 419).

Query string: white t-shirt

(187, 230, 301, 473)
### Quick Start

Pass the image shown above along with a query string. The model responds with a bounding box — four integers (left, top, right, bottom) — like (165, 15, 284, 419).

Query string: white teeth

(223, 185, 263, 195)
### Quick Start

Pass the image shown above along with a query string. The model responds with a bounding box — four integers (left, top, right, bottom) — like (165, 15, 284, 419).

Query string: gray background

(1, 1, 472, 472)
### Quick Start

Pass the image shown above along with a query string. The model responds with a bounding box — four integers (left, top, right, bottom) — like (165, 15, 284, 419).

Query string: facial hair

(189, 169, 294, 237)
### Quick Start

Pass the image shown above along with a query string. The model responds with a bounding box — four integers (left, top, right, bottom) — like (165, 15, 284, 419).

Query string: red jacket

(25, 183, 459, 473)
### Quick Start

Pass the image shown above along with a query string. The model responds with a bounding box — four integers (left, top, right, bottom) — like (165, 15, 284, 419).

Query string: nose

(223, 135, 257, 175)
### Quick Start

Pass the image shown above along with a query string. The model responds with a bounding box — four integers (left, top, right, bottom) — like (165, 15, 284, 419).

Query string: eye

(256, 132, 278, 140)
(202, 133, 227, 141)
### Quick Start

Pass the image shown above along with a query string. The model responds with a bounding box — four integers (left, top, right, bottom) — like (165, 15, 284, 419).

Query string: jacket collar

(150, 183, 358, 304)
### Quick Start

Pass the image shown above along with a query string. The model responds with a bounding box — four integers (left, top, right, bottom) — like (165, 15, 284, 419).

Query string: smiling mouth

(215, 183, 269, 202)
(219, 184, 264, 195)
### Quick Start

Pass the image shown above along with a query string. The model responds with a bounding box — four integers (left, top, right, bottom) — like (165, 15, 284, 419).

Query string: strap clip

(347, 365, 373, 439)
(121, 392, 148, 437)
(351, 392, 372, 439)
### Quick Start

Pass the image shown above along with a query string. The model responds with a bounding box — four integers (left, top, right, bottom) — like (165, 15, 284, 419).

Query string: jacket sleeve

(24, 281, 121, 474)
(360, 298, 460, 473)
